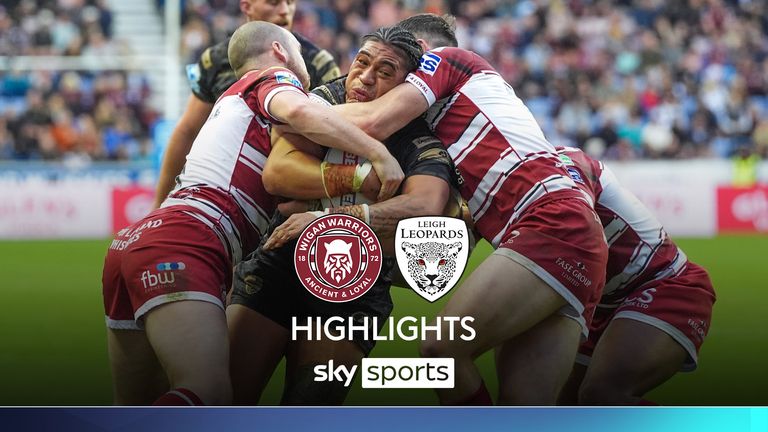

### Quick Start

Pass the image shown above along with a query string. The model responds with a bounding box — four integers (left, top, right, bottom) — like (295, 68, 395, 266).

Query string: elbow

(262, 165, 285, 196)
(359, 114, 388, 141)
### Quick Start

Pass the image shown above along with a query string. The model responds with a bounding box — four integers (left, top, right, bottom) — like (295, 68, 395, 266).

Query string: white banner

(607, 161, 725, 237)
(0, 180, 111, 239)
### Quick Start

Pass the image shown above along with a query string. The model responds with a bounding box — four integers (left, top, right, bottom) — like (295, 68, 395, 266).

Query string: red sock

(638, 398, 659, 406)
(153, 388, 205, 406)
(454, 381, 493, 406)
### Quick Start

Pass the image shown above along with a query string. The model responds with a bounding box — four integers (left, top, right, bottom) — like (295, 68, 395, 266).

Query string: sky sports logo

(314, 358, 454, 389)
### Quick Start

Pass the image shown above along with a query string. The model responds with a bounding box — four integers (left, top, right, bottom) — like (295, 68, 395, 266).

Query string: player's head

(240, 0, 297, 30)
(345, 26, 422, 103)
(228, 21, 309, 87)
(398, 13, 458, 51)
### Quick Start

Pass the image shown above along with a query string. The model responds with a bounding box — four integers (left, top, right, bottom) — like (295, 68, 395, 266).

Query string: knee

(419, 335, 453, 359)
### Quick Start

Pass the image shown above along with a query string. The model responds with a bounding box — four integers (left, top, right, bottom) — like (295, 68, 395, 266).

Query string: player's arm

(152, 95, 213, 208)
(268, 90, 403, 201)
(263, 174, 449, 250)
(263, 129, 380, 201)
(332, 82, 429, 141)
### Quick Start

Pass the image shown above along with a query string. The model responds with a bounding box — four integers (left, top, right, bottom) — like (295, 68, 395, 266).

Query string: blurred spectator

(2, 0, 768, 162)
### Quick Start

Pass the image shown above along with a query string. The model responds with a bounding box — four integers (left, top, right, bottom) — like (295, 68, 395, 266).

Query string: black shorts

(230, 212, 394, 355)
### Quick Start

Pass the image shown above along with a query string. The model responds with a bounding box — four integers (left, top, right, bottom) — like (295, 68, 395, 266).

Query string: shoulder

(295, 32, 321, 58)
(201, 39, 231, 70)
(310, 75, 347, 105)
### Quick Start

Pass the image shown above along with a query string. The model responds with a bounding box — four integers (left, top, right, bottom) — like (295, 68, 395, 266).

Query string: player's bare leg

(494, 313, 582, 405)
(557, 363, 587, 405)
(107, 328, 168, 405)
(419, 254, 577, 405)
(144, 300, 232, 405)
(227, 305, 290, 404)
(282, 323, 364, 405)
(577, 319, 687, 405)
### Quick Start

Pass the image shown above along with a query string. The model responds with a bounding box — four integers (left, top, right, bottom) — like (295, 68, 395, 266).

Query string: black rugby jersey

(187, 32, 340, 103)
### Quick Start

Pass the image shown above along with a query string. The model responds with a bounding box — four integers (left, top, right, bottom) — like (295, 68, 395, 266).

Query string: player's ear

(272, 41, 288, 63)
(239, 0, 250, 16)
(417, 39, 430, 53)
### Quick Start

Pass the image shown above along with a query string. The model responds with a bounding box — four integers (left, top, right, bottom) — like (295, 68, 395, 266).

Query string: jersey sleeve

(188, 43, 235, 103)
(248, 68, 308, 124)
(307, 48, 341, 89)
(388, 118, 457, 187)
(405, 47, 472, 107)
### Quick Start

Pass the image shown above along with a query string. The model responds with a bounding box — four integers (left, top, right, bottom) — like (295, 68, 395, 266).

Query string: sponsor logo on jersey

(395, 217, 469, 302)
(558, 154, 575, 166)
(185, 63, 202, 94)
(294, 214, 382, 302)
(418, 52, 442, 76)
(567, 167, 585, 184)
(274, 71, 304, 89)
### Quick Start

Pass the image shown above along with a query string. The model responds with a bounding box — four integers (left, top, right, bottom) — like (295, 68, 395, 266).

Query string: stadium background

(0, 0, 766, 405)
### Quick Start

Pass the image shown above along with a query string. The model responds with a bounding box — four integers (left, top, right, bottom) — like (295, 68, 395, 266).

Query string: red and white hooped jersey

(163, 67, 307, 263)
(405, 47, 589, 247)
(555, 147, 688, 305)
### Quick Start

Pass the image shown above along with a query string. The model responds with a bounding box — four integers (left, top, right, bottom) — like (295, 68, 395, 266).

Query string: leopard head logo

(401, 241, 462, 295)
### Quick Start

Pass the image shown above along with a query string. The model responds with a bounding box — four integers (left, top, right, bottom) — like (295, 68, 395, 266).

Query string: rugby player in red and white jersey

(550, 147, 716, 405)
(333, 14, 609, 405)
(101, 22, 403, 406)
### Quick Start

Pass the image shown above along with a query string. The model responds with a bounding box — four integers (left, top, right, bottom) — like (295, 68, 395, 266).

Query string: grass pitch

(0, 235, 765, 405)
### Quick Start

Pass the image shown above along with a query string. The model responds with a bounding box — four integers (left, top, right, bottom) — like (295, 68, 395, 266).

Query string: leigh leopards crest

(395, 217, 470, 302)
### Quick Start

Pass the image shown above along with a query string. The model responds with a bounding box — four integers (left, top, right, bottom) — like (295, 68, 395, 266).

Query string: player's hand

(277, 200, 311, 216)
(359, 169, 382, 202)
(264, 212, 319, 250)
(369, 150, 403, 201)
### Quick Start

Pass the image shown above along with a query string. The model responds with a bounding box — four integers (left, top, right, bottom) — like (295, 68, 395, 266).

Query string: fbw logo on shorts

(295, 214, 382, 303)
(395, 217, 469, 302)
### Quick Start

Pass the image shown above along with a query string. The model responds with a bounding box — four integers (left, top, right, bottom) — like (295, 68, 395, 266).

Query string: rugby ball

(320, 148, 374, 209)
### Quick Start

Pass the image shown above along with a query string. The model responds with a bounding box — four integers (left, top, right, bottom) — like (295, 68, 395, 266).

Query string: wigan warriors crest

(295, 214, 382, 303)
(395, 217, 470, 302)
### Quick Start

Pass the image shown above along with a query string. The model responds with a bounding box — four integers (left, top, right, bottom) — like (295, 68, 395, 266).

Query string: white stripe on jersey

(240, 145, 267, 171)
(262, 86, 306, 122)
(238, 156, 263, 175)
(230, 186, 270, 237)
(162, 197, 243, 263)
(459, 73, 553, 155)
(490, 174, 578, 247)
(603, 217, 629, 247)
(425, 92, 460, 130)
(448, 113, 491, 165)
(602, 228, 665, 296)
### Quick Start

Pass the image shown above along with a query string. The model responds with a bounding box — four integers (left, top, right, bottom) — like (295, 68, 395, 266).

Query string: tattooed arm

(263, 174, 448, 250)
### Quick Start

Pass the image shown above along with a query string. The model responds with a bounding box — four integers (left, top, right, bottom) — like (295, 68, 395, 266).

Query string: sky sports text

(314, 358, 454, 388)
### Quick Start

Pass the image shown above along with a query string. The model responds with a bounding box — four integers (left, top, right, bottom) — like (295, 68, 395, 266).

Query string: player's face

(243, 0, 296, 30)
(284, 33, 310, 89)
(346, 40, 410, 103)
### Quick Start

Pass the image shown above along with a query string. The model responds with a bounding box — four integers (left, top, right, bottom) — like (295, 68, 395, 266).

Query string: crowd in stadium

(1, 0, 767, 161)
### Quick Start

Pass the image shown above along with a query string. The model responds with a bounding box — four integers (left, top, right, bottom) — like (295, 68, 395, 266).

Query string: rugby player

(153, 0, 340, 208)
(101, 22, 402, 406)
(548, 147, 716, 405)
(226, 26, 465, 405)
(331, 14, 609, 405)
